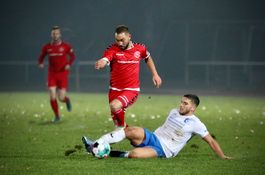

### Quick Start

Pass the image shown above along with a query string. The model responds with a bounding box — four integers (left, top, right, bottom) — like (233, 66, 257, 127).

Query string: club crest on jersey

(59, 47, 64, 52)
(134, 51, 141, 58)
(184, 118, 190, 123)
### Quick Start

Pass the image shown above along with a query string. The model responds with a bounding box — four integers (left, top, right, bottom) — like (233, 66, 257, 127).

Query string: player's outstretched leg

(109, 150, 129, 158)
(82, 136, 94, 153)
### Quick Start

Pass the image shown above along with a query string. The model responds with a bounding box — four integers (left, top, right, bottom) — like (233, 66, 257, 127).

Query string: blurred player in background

(38, 26, 76, 122)
(95, 25, 162, 128)
(83, 94, 232, 159)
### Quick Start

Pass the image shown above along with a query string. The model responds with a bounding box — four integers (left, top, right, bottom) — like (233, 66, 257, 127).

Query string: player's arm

(96, 45, 114, 70)
(38, 46, 47, 69)
(203, 134, 232, 160)
(65, 48, 76, 70)
(95, 57, 109, 70)
(145, 56, 162, 88)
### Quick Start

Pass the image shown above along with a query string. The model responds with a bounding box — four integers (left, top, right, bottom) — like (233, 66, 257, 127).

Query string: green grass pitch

(0, 92, 265, 175)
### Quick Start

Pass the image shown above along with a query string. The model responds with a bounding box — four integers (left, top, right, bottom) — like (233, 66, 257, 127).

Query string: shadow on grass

(28, 120, 65, 125)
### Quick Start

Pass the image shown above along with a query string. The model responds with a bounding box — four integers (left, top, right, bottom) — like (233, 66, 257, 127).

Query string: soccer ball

(92, 140, 111, 158)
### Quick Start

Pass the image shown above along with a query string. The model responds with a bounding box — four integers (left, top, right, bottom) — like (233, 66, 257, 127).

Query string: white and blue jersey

(152, 109, 209, 158)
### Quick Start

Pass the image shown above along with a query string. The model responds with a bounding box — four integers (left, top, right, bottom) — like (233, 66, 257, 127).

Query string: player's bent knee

(124, 127, 135, 137)
(58, 96, 65, 102)
(109, 100, 122, 112)
(125, 127, 144, 140)
(125, 127, 139, 135)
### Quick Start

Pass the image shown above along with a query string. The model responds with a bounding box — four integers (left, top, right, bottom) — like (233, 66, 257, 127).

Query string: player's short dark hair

(52, 26, 60, 30)
(115, 25, 129, 34)
(184, 94, 200, 107)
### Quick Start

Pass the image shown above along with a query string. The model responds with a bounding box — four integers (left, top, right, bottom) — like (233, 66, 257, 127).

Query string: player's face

(115, 32, 131, 50)
(179, 97, 196, 116)
(51, 29, 61, 42)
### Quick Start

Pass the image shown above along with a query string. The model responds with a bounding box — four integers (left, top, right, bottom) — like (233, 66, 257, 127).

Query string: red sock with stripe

(111, 113, 118, 126)
(113, 109, 125, 127)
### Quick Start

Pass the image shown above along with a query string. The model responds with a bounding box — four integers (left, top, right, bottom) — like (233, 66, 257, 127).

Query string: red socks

(50, 99, 59, 117)
(113, 109, 125, 127)
(112, 114, 118, 126)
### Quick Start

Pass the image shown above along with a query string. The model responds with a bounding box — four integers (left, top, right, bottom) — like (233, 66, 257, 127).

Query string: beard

(179, 110, 188, 115)
(119, 42, 129, 50)
(53, 38, 60, 42)
(179, 108, 189, 115)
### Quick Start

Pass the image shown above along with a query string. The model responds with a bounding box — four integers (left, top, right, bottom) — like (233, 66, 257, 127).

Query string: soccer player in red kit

(95, 25, 162, 128)
(38, 26, 76, 122)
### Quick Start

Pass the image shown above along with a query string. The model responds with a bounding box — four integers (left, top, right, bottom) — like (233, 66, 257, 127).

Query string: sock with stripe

(113, 109, 125, 127)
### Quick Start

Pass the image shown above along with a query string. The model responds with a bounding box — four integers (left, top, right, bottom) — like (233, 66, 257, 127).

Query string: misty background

(0, 0, 265, 95)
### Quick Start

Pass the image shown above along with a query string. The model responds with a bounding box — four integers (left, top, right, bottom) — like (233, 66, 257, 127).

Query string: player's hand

(65, 64, 71, 70)
(38, 64, 44, 69)
(152, 74, 162, 88)
(95, 59, 108, 70)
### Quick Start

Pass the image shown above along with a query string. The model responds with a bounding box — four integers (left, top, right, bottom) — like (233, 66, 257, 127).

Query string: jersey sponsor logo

(49, 53, 63, 56)
(117, 60, 139, 64)
(134, 51, 141, 58)
(116, 53, 124, 56)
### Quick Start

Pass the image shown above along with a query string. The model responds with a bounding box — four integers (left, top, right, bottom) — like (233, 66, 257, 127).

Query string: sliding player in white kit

(83, 94, 231, 159)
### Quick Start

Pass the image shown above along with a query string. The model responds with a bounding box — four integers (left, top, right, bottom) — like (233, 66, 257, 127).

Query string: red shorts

(47, 71, 69, 89)
(109, 90, 139, 108)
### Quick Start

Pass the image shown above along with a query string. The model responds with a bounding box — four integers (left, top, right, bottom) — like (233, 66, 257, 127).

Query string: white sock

(97, 128, 126, 144)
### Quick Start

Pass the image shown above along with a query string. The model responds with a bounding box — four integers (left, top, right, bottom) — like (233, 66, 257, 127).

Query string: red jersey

(38, 41, 75, 73)
(102, 43, 150, 91)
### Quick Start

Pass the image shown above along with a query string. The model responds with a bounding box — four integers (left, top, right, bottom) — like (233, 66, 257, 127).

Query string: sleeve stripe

(102, 57, 110, 66)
